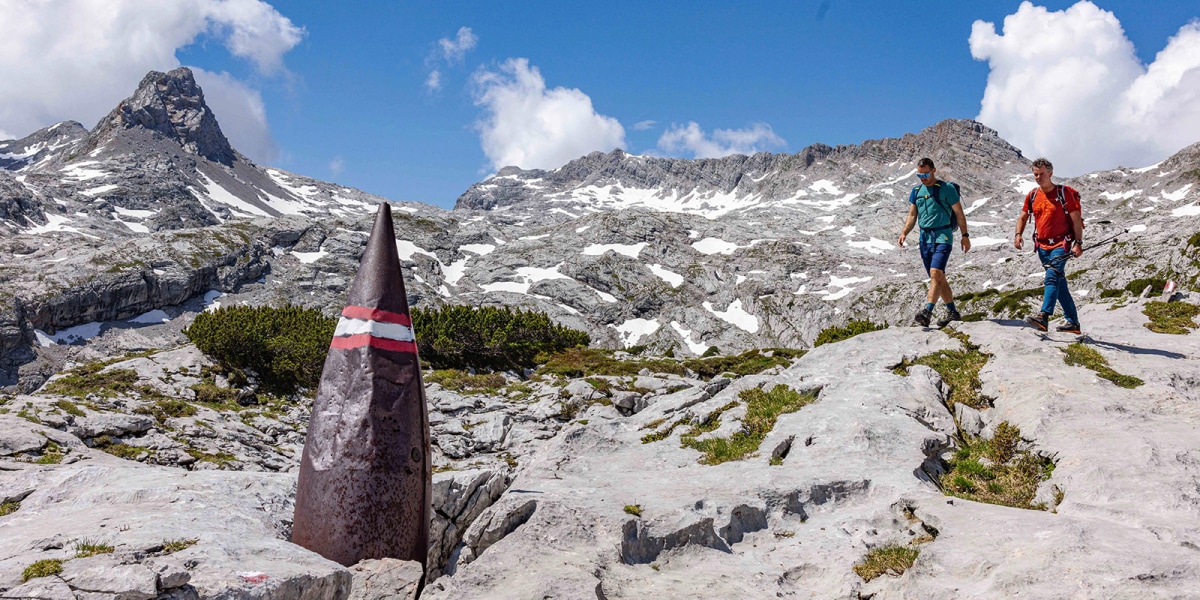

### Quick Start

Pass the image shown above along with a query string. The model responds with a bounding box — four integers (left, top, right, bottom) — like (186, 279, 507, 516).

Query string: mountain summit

(86, 67, 235, 165)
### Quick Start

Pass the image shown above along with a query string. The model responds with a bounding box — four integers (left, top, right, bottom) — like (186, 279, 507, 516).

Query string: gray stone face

(346, 559, 421, 600)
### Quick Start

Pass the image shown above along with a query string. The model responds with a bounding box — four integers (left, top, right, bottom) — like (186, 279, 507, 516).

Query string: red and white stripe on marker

(329, 305, 417, 353)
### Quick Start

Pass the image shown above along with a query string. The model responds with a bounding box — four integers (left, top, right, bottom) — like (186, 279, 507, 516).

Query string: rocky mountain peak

(87, 67, 236, 165)
(0, 120, 87, 171)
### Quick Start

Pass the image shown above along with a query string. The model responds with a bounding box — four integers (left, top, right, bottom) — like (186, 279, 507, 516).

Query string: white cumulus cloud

(472, 58, 626, 170)
(0, 0, 303, 162)
(971, 1, 1200, 174)
(439, 27, 478, 63)
(425, 26, 476, 93)
(425, 70, 442, 92)
(657, 122, 786, 159)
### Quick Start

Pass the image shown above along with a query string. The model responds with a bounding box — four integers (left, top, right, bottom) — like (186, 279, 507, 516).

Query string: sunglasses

(916, 172, 930, 179)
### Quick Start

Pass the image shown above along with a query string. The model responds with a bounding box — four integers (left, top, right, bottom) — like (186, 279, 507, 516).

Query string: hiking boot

(1056, 321, 1081, 334)
(914, 307, 933, 327)
(1025, 311, 1049, 331)
(937, 308, 962, 328)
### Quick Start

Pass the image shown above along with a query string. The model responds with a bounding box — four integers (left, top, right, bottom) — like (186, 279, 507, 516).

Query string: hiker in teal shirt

(898, 157, 971, 328)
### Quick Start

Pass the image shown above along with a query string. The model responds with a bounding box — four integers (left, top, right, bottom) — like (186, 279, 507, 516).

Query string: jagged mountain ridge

(454, 119, 1031, 221)
(0, 68, 406, 237)
(0, 68, 1198, 392)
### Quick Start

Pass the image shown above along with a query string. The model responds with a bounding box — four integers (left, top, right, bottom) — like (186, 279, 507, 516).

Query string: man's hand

(898, 233, 907, 248)
(1072, 241, 1082, 258)
(1014, 233, 1024, 250)
(961, 236, 971, 253)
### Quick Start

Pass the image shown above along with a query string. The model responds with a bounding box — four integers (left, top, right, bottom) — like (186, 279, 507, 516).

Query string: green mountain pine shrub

(185, 305, 336, 395)
(411, 305, 589, 372)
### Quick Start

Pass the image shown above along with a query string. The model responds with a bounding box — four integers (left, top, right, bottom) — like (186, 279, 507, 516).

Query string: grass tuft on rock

(427, 370, 507, 394)
(74, 538, 114, 558)
(22, 559, 63, 582)
(53, 399, 85, 417)
(624, 504, 643, 517)
(940, 422, 1055, 510)
(162, 538, 198, 554)
(186, 448, 237, 468)
(681, 385, 817, 465)
(1061, 343, 1143, 389)
(537, 347, 803, 381)
(0, 500, 20, 517)
(814, 320, 886, 347)
(44, 363, 139, 399)
(893, 332, 991, 410)
(93, 436, 144, 460)
(1142, 301, 1200, 335)
(134, 399, 198, 423)
(853, 545, 919, 582)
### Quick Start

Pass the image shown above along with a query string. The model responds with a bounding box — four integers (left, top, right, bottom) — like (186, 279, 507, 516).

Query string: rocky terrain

(3, 293, 1198, 598)
(1, 67, 1199, 598)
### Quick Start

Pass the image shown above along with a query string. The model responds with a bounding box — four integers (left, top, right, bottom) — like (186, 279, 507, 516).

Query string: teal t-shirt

(908, 182, 960, 244)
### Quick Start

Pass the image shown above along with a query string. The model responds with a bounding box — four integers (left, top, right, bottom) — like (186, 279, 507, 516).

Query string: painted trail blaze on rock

(293, 202, 432, 568)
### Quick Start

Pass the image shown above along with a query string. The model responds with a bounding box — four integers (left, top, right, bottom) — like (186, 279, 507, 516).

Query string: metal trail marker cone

(293, 202, 431, 569)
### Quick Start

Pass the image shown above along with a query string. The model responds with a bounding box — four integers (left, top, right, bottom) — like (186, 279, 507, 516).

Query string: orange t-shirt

(1026, 185, 1081, 247)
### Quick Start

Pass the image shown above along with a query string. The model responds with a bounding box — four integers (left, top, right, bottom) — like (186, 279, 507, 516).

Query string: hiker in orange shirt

(1013, 157, 1084, 334)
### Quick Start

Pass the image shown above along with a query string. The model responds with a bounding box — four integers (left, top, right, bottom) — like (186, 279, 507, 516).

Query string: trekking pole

(1083, 229, 1128, 252)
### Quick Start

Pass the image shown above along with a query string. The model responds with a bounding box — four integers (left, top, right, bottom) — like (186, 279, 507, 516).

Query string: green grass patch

(893, 332, 991, 410)
(538, 347, 806, 381)
(814, 320, 886, 347)
(44, 363, 140, 398)
(16, 409, 40, 424)
(162, 538, 198, 554)
(1143, 301, 1200, 335)
(134, 399, 198, 423)
(22, 558, 63, 582)
(684, 348, 805, 379)
(427, 369, 508, 394)
(35, 441, 64, 464)
(681, 385, 818, 465)
(93, 436, 145, 460)
(624, 504, 643, 517)
(0, 500, 19, 517)
(74, 538, 114, 558)
(1099, 288, 1126, 299)
(940, 422, 1055, 510)
(954, 288, 999, 304)
(191, 382, 240, 406)
(1061, 343, 1143, 388)
(640, 417, 688, 444)
(53, 399, 85, 417)
(990, 287, 1044, 317)
(538, 348, 684, 379)
(853, 545, 919, 582)
(1124, 278, 1167, 297)
(186, 448, 237, 467)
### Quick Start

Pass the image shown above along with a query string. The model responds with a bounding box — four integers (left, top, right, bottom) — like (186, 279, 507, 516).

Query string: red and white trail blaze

(329, 305, 417, 354)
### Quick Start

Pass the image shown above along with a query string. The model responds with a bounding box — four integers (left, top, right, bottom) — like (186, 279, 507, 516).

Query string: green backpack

(913, 182, 961, 231)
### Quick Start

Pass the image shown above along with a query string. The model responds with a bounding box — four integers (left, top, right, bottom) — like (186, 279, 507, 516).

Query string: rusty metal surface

(293, 203, 431, 568)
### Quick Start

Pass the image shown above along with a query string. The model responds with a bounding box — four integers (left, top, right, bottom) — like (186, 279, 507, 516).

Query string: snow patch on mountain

(702, 299, 759, 333)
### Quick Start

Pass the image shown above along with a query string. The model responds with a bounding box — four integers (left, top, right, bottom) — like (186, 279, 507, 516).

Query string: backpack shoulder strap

(1023, 188, 1037, 213)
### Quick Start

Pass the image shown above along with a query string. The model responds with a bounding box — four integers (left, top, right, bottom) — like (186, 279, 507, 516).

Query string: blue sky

(3, 1, 1200, 208)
